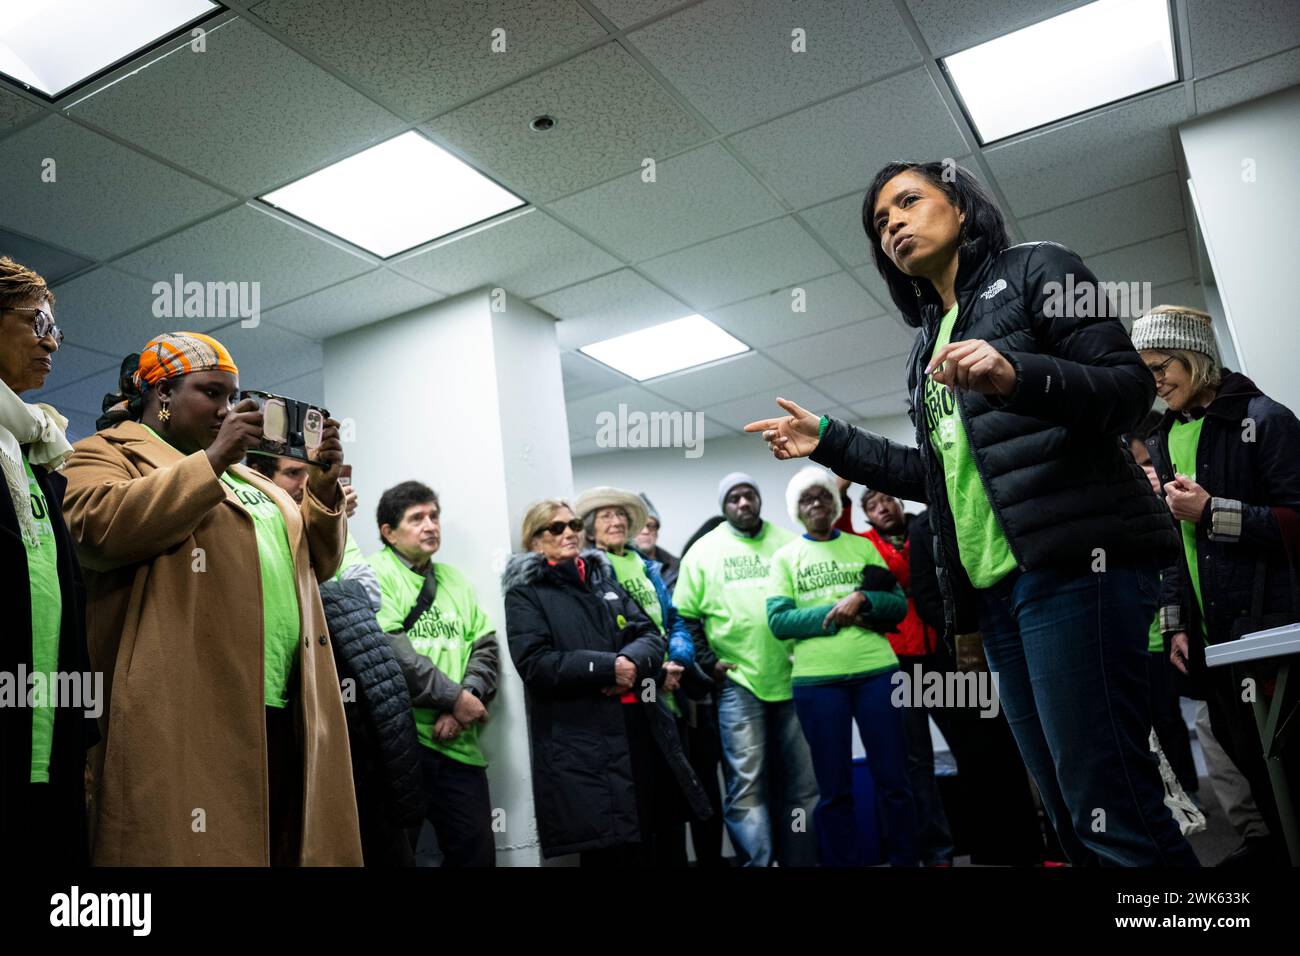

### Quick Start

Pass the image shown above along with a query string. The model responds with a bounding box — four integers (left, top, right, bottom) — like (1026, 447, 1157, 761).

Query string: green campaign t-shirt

(769, 533, 900, 683)
(605, 549, 664, 634)
(603, 548, 681, 716)
(1168, 417, 1207, 625)
(23, 455, 61, 783)
(335, 531, 367, 580)
(924, 303, 1018, 590)
(370, 548, 494, 767)
(1148, 611, 1164, 653)
(673, 521, 796, 702)
(219, 470, 302, 709)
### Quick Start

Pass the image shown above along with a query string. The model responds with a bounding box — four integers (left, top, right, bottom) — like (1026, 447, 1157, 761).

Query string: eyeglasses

(5, 307, 63, 346)
(1145, 354, 1178, 380)
(541, 518, 584, 537)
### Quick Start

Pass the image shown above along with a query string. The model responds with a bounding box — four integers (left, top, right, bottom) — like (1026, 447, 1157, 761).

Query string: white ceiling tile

(1187, 0, 1300, 77)
(799, 191, 878, 268)
(30, 344, 119, 394)
(1150, 279, 1208, 313)
(628, 0, 920, 133)
(548, 143, 784, 262)
(0, 227, 95, 284)
(30, 367, 118, 417)
(852, 263, 899, 315)
(61, 409, 100, 444)
(849, 392, 912, 420)
(561, 350, 634, 400)
(565, 383, 685, 441)
(1086, 232, 1195, 289)
(67, 18, 406, 196)
(642, 351, 791, 408)
(114, 204, 375, 310)
(268, 367, 325, 407)
(249, 0, 606, 120)
(569, 434, 604, 458)
(764, 315, 915, 379)
(0, 116, 233, 260)
(1019, 173, 1186, 257)
(701, 382, 838, 432)
(984, 87, 1188, 216)
(704, 272, 885, 348)
(589, 0, 690, 29)
(208, 318, 322, 391)
(0, 85, 43, 134)
(424, 42, 708, 202)
(264, 268, 444, 340)
(729, 69, 969, 209)
(50, 266, 226, 356)
(811, 355, 911, 405)
(533, 269, 691, 349)
(906, 0, 1088, 56)
(391, 208, 621, 298)
(638, 217, 839, 310)
(1194, 47, 1300, 115)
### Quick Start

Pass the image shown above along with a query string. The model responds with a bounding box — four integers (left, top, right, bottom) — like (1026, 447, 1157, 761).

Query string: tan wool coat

(61, 421, 362, 866)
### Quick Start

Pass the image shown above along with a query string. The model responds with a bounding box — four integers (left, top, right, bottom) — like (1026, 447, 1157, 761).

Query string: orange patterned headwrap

(132, 331, 238, 389)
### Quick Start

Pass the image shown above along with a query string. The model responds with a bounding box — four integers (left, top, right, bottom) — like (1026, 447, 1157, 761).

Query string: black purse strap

(402, 567, 438, 632)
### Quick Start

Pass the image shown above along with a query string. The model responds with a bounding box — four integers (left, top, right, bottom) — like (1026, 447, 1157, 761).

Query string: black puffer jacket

(319, 579, 424, 829)
(502, 549, 711, 858)
(1147, 370, 1300, 646)
(813, 237, 1178, 633)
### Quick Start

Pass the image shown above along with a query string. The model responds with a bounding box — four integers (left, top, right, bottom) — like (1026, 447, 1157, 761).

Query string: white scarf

(0, 376, 74, 547)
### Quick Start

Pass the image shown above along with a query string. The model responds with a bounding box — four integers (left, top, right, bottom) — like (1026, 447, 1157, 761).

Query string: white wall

(571, 412, 921, 555)
(1180, 85, 1300, 411)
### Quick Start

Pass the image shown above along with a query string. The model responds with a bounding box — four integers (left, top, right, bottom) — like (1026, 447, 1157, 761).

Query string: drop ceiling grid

(0, 1, 1293, 446)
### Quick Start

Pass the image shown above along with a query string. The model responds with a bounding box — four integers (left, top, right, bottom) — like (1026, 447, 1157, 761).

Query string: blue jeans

(793, 672, 920, 866)
(979, 565, 1200, 867)
(716, 681, 819, 866)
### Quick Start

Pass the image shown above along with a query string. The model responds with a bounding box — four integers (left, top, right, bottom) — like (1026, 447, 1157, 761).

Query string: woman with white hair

(1133, 304, 1300, 865)
(767, 466, 918, 866)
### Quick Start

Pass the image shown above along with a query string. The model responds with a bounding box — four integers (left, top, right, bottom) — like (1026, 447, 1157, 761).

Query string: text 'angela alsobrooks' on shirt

(369, 548, 494, 767)
(673, 520, 796, 702)
(767, 532, 901, 685)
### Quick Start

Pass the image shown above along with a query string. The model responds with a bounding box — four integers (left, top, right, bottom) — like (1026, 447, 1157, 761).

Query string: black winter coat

(319, 579, 424, 830)
(812, 236, 1178, 633)
(502, 549, 711, 858)
(1, 464, 97, 865)
(1147, 371, 1300, 647)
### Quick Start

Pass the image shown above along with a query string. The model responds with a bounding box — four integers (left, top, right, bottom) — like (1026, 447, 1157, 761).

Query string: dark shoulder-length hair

(861, 161, 1010, 326)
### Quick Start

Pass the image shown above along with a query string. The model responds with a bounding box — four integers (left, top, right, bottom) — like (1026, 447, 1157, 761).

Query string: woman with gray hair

(1133, 304, 1300, 865)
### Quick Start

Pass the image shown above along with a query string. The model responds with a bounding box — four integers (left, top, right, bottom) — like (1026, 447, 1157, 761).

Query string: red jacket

(834, 507, 937, 657)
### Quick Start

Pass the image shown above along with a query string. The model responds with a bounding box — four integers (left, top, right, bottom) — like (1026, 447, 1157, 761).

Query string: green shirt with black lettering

(673, 521, 796, 702)
(23, 454, 61, 783)
(924, 303, 1018, 589)
(767, 532, 902, 684)
(370, 548, 494, 767)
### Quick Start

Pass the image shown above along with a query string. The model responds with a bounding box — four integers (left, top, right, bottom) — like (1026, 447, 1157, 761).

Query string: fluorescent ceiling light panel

(260, 131, 526, 258)
(0, 0, 218, 98)
(580, 315, 749, 381)
(942, 0, 1177, 143)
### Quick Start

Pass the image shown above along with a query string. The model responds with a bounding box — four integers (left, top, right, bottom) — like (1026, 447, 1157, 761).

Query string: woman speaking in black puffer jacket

(748, 160, 1197, 867)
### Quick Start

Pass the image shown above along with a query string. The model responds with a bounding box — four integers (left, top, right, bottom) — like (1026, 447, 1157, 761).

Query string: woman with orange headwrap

(61, 331, 362, 866)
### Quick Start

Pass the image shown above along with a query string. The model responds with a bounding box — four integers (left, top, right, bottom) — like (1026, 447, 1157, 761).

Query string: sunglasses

(7, 307, 63, 346)
(541, 518, 584, 537)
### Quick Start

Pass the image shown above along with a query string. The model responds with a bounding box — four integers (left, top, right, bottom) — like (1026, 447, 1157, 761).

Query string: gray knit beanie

(1131, 305, 1220, 366)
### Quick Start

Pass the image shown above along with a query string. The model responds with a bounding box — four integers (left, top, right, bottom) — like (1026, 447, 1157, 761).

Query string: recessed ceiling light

(0, 0, 220, 99)
(530, 115, 556, 132)
(259, 131, 526, 259)
(580, 315, 749, 381)
(941, 0, 1177, 144)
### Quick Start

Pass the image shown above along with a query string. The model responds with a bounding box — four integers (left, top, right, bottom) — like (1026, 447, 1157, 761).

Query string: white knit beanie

(785, 466, 843, 528)
(1131, 305, 1220, 366)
